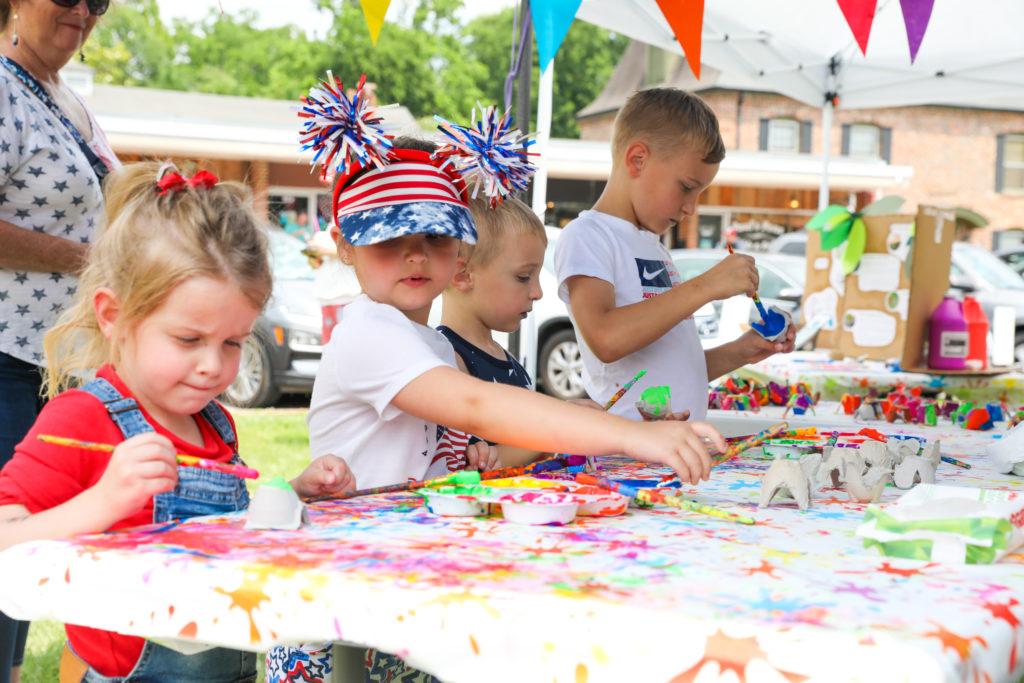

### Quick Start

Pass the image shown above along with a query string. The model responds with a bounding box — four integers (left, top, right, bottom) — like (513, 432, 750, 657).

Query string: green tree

(314, 0, 485, 124)
(87, 0, 176, 87)
(87, 0, 625, 139)
(174, 9, 323, 99)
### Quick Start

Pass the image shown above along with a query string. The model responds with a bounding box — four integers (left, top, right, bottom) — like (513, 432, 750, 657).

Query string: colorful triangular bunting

(655, 0, 704, 79)
(359, 0, 393, 45)
(836, 0, 877, 55)
(530, 0, 583, 72)
(899, 0, 935, 63)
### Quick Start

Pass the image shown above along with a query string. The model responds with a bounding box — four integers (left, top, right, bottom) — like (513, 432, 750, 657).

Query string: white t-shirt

(554, 210, 709, 421)
(307, 294, 458, 488)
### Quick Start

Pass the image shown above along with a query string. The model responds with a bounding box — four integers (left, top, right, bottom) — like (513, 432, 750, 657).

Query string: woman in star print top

(0, 0, 119, 679)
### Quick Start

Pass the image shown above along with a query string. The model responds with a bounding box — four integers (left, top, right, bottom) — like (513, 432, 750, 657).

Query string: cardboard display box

(800, 204, 991, 372)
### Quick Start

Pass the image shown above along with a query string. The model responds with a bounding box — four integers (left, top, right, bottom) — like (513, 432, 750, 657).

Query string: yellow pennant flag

(359, 0, 392, 44)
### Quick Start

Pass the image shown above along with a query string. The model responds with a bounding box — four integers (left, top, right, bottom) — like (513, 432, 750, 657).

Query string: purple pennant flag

(531, 0, 583, 72)
(899, 0, 935, 62)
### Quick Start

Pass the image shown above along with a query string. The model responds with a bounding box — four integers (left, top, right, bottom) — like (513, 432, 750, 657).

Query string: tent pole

(509, 0, 532, 364)
(819, 97, 833, 211)
(532, 63, 554, 219)
(522, 62, 553, 382)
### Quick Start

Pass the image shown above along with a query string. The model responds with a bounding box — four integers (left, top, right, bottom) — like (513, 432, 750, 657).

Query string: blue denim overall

(72, 378, 256, 683)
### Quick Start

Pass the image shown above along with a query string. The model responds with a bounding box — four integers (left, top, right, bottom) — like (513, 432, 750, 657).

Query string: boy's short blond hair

(612, 88, 726, 165)
(463, 195, 547, 267)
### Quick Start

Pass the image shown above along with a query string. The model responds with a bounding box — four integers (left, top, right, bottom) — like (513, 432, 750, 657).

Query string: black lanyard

(0, 55, 109, 187)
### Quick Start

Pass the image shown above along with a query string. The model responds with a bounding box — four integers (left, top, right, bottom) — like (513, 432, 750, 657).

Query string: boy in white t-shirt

(296, 86, 728, 681)
(555, 88, 795, 422)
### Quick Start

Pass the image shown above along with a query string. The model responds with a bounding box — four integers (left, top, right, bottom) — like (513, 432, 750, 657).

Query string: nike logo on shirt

(636, 258, 675, 289)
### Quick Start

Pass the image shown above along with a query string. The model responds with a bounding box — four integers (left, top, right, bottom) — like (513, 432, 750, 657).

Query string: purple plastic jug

(928, 296, 968, 371)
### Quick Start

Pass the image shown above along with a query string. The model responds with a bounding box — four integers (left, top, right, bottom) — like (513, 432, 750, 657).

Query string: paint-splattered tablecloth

(1, 421, 1023, 682)
(740, 349, 1024, 405)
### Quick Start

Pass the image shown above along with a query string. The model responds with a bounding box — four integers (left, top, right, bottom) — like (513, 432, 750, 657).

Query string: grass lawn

(20, 406, 311, 683)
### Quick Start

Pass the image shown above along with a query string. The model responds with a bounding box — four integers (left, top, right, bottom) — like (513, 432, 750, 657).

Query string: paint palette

(417, 479, 630, 524)
(563, 486, 630, 517)
(485, 480, 629, 518)
(496, 492, 579, 526)
(760, 442, 818, 459)
(420, 488, 491, 517)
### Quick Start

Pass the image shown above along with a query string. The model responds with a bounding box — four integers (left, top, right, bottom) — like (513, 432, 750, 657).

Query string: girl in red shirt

(0, 161, 355, 682)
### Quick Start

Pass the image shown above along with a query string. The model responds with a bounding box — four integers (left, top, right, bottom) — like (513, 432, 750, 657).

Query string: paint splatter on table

(0, 422, 1022, 682)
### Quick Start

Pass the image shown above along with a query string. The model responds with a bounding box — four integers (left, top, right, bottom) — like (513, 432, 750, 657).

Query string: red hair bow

(156, 169, 220, 195)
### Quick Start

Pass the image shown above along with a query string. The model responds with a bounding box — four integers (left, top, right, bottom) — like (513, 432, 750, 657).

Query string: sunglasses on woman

(49, 0, 110, 16)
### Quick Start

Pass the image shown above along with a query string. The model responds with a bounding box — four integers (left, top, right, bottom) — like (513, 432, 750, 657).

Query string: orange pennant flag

(655, 0, 704, 79)
(836, 0, 877, 55)
(359, 0, 393, 44)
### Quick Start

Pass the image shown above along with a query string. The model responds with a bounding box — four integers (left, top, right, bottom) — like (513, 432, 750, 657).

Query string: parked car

(531, 228, 584, 400)
(949, 242, 1024, 363)
(767, 231, 1024, 362)
(994, 246, 1024, 276)
(766, 230, 809, 256)
(220, 229, 322, 407)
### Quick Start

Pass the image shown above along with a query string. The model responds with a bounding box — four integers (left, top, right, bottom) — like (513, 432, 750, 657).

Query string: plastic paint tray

(483, 481, 627, 517)
(569, 486, 630, 517)
(760, 442, 818, 459)
(419, 489, 490, 517)
(483, 477, 570, 489)
(497, 491, 579, 526)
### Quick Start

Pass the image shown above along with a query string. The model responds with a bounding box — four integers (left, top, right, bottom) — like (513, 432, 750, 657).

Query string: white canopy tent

(531, 0, 1024, 213)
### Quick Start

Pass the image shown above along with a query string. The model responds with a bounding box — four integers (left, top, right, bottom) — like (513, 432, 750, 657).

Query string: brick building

(571, 41, 1024, 250)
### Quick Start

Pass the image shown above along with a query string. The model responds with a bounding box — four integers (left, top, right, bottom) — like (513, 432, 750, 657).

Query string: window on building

(759, 118, 812, 154)
(849, 124, 880, 157)
(997, 134, 1024, 194)
(842, 123, 892, 161)
(767, 119, 800, 153)
(643, 45, 677, 86)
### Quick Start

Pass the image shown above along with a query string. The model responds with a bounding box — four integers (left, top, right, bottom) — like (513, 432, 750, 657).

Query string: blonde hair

(612, 88, 725, 164)
(43, 161, 273, 398)
(462, 195, 547, 267)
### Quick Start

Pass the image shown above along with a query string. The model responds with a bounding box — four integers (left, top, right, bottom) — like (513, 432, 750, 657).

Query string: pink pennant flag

(899, 0, 935, 62)
(836, 0, 877, 55)
(655, 0, 705, 79)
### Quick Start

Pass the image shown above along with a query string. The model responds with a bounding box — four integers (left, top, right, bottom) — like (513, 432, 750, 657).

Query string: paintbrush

(37, 434, 260, 480)
(940, 455, 971, 469)
(576, 473, 754, 525)
(726, 243, 787, 336)
(603, 369, 647, 411)
(578, 368, 648, 471)
(308, 470, 481, 502)
(710, 422, 788, 466)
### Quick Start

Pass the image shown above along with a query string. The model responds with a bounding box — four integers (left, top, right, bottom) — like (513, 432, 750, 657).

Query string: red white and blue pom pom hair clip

(297, 72, 536, 247)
